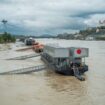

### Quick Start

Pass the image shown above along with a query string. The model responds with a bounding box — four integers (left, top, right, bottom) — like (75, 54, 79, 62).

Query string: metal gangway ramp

(0, 65, 46, 75)
(73, 66, 85, 81)
(7, 54, 40, 60)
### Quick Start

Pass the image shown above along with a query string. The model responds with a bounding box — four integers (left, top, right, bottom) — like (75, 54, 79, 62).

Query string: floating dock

(41, 44, 89, 81)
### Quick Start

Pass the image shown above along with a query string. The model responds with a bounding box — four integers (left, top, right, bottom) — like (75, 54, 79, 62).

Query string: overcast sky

(0, 0, 105, 35)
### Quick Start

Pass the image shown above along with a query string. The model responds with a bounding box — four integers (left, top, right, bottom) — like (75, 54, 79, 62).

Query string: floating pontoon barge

(41, 44, 89, 81)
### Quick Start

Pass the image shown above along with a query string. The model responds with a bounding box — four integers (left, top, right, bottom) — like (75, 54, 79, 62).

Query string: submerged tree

(0, 32, 16, 43)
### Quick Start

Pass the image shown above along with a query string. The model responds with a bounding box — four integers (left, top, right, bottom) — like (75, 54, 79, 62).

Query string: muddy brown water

(0, 39, 105, 105)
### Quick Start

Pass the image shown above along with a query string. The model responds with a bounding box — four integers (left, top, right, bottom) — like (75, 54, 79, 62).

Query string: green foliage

(98, 26, 105, 29)
(79, 28, 96, 37)
(11, 36, 16, 42)
(0, 32, 16, 43)
(0, 36, 4, 43)
(96, 36, 105, 40)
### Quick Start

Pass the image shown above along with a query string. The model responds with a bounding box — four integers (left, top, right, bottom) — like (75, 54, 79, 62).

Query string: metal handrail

(0, 65, 46, 75)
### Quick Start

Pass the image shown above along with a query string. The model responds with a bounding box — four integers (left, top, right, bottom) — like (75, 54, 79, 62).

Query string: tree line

(0, 32, 16, 43)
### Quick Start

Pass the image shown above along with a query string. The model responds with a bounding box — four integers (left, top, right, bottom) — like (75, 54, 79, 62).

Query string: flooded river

(0, 39, 105, 105)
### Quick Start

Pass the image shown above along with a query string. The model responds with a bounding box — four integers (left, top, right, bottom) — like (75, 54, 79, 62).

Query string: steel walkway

(0, 65, 46, 75)
(7, 54, 40, 60)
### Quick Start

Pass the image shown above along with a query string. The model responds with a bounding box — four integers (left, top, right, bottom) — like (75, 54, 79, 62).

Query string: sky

(0, 0, 105, 35)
